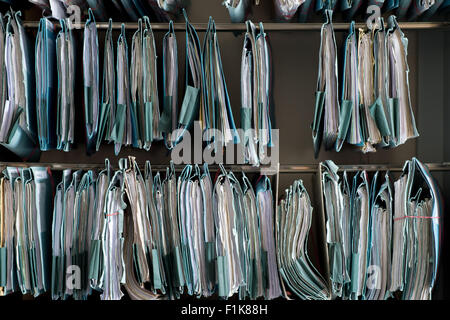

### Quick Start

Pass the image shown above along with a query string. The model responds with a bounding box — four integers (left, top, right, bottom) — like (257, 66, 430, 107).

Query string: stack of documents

(0, 13, 6, 146)
(130, 17, 161, 151)
(55, 19, 75, 152)
(358, 28, 382, 152)
(255, 176, 283, 299)
(0, 168, 17, 296)
(241, 21, 273, 167)
(2, 12, 75, 155)
(112, 24, 139, 154)
(159, 20, 178, 150)
(96, 19, 115, 152)
(312, 9, 339, 158)
(0, 166, 53, 297)
(336, 21, 362, 151)
(321, 161, 348, 297)
(176, 164, 216, 297)
(314, 16, 419, 155)
(320, 158, 442, 300)
(390, 158, 441, 300)
(52, 169, 96, 300)
(203, 17, 239, 148)
(0, 158, 444, 300)
(36, 17, 57, 151)
(173, 10, 203, 146)
(277, 179, 331, 300)
(83, 9, 100, 155)
(1, 11, 277, 160)
(373, 18, 394, 148)
(0, 11, 40, 161)
(386, 15, 419, 146)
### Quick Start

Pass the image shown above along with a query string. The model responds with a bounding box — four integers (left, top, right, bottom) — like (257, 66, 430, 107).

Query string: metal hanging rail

(279, 162, 450, 173)
(21, 21, 450, 31)
(0, 161, 271, 173)
(1, 162, 450, 172)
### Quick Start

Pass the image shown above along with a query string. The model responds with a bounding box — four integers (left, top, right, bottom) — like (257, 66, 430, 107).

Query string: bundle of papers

(36, 17, 57, 151)
(0, 157, 444, 300)
(391, 158, 441, 300)
(203, 17, 239, 148)
(51, 169, 96, 300)
(96, 19, 115, 152)
(173, 10, 202, 145)
(241, 21, 273, 167)
(55, 19, 75, 152)
(0, 11, 40, 161)
(320, 158, 442, 300)
(83, 8, 100, 155)
(277, 179, 331, 300)
(1, 12, 75, 157)
(130, 17, 161, 151)
(213, 168, 282, 299)
(0, 159, 287, 300)
(159, 21, 178, 150)
(386, 15, 419, 146)
(2, 12, 272, 160)
(0, 166, 53, 297)
(336, 21, 361, 151)
(114, 24, 138, 154)
(312, 9, 339, 158)
(313, 16, 419, 156)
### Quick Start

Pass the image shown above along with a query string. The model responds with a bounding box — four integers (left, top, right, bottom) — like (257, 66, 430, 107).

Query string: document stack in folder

(202, 17, 239, 148)
(0, 11, 40, 161)
(52, 169, 96, 300)
(96, 19, 115, 153)
(83, 9, 100, 155)
(173, 10, 203, 146)
(55, 19, 75, 152)
(159, 20, 178, 150)
(313, 15, 419, 156)
(277, 179, 331, 300)
(320, 158, 442, 300)
(0, 158, 444, 300)
(240, 21, 273, 167)
(36, 17, 57, 151)
(312, 9, 340, 158)
(0, 166, 53, 297)
(130, 17, 161, 151)
(113, 24, 139, 154)
(0, 159, 277, 300)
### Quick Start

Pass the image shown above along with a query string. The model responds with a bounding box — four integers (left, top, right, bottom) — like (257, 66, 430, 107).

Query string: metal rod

(1, 162, 450, 172)
(21, 21, 450, 31)
(0, 162, 272, 173)
(278, 162, 450, 173)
